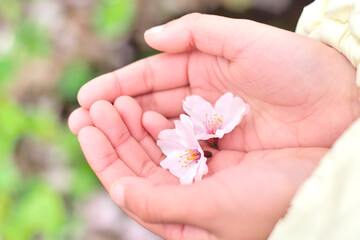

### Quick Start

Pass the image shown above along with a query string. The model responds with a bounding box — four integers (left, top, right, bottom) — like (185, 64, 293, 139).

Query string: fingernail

(112, 184, 125, 207)
(145, 25, 164, 35)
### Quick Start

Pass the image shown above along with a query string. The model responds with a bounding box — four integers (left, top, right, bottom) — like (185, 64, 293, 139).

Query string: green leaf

(93, 0, 137, 39)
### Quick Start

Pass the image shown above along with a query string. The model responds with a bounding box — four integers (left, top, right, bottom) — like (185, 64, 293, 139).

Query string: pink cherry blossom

(157, 115, 208, 184)
(183, 93, 249, 140)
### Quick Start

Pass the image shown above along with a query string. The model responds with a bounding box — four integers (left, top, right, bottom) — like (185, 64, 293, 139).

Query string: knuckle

(112, 130, 131, 150)
(135, 190, 158, 222)
(96, 151, 119, 175)
(141, 200, 154, 222)
(139, 160, 157, 179)
(111, 71, 123, 96)
(142, 58, 155, 92)
(136, 94, 155, 112)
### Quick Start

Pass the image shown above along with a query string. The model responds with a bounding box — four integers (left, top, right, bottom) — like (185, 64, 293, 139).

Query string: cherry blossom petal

(157, 115, 200, 156)
(157, 129, 187, 156)
(214, 93, 249, 135)
(196, 132, 216, 140)
(175, 115, 200, 148)
(181, 165, 201, 184)
(183, 95, 214, 135)
(157, 114, 208, 184)
(160, 150, 200, 184)
(194, 154, 208, 182)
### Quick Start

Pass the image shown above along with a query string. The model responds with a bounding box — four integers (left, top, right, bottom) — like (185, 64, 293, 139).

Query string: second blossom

(183, 93, 249, 140)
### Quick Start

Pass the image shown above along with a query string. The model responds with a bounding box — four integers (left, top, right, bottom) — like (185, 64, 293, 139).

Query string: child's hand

(76, 98, 327, 240)
(71, 13, 360, 151)
(68, 13, 360, 239)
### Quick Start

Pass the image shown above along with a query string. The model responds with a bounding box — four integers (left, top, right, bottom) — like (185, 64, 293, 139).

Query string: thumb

(144, 13, 265, 60)
(110, 177, 220, 227)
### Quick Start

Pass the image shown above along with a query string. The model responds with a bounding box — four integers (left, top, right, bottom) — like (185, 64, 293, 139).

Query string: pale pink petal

(157, 115, 200, 155)
(183, 112, 218, 140)
(195, 132, 217, 140)
(179, 114, 194, 130)
(157, 129, 186, 156)
(214, 93, 249, 136)
(160, 150, 189, 176)
(214, 129, 226, 139)
(160, 150, 199, 184)
(180, 166, 199, 184)
(193, 126, 209, 139)
(194, 155, 208, 182)
(183, 95, 214, 134)
(175, 115, 200, 148)
(157, 139, 187, 156)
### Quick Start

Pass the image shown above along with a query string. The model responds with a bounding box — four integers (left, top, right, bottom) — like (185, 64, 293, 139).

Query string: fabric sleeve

(269, 118, 360, 240)
(296, 0, 360, 86)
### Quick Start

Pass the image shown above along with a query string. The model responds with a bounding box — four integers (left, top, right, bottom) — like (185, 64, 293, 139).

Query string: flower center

(203, 113, 223, 134)
(178, 149, 201, 168)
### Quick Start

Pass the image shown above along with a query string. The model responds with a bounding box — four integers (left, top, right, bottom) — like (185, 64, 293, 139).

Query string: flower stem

(210, 138, 219, 149)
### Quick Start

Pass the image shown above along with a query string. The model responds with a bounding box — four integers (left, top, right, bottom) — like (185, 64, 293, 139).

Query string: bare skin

(69, 14, 360, 240)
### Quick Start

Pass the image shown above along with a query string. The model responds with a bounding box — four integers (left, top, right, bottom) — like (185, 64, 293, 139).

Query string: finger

(144, 13, 264, 60)
(89, 100, 172, 181)
(78, 126, 135, 190)
(77, 126, 184, 239)
(110, 177, 220, 227)
(142, 111, 174, 142)
(78, 53, 189, 109)
(68, 107, 93, 135)
(135, 86, 190, 118)
(114, 96, 163, 164)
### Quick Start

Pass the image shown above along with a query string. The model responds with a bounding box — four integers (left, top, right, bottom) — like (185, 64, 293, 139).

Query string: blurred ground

(0, 0, 312, 239)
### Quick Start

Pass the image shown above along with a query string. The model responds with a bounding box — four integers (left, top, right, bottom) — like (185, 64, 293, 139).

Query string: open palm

(68, 14, 359, 240)
(72, 14, 359, 152)
(76, 98, 327, 240)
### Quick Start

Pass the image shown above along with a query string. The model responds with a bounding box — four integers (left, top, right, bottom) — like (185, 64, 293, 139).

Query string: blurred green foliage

(58, 61, 94, 102)
(0, 56, 16, 86)
(0, 0, 138, 239)
(59, 60, 93, 101)
(0, 0, 21, 23)
(0, 99, 97, 239)
(2, 183, 66, 240)
(93, 0, 137, 39)
(16, 21, 51, 57)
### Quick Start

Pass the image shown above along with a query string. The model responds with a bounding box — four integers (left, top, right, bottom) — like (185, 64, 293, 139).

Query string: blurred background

(0, 0, 312, 239)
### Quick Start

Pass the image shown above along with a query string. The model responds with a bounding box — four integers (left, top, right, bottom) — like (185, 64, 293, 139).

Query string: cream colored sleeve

(269, 1, 360, 239)
(296, 0, 360, 86)
(269, 118, 360, 240)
